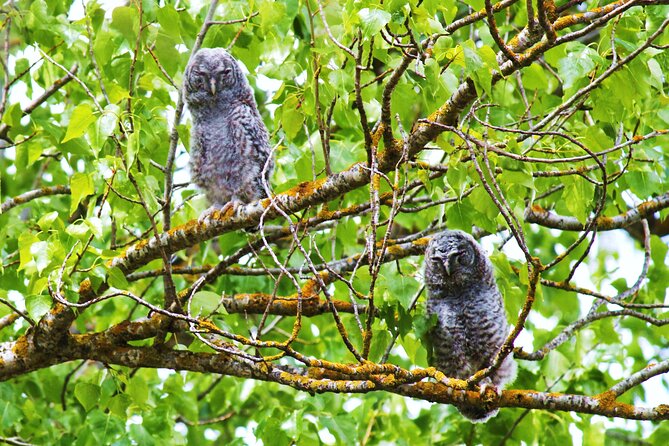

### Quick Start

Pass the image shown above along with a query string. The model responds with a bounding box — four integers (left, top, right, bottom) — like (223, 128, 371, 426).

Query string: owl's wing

(230, 97, 273, 195)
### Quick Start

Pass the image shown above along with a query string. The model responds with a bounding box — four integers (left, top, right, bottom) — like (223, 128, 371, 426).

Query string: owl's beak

(443, 258, 452, 276)
(209, 78, 217, 96)
(442, 250, 459, 276)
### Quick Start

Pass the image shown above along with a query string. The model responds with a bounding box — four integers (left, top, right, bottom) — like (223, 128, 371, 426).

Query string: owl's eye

(219, 67, 233, 79)
(432, 251, 446, 262)
(187, 70, 207, 91)
(455, 250, 474, 266)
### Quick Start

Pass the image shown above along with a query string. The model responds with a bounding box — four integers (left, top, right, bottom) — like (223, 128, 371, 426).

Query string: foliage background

(0, 0, 668, 444)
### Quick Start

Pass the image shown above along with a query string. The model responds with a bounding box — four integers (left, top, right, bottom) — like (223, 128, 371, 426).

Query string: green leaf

(320, 415, 357, 444)
(562, 177, 591, 225)
(557, 43, 601, 91)
(153, 34, 181, 77)
(126, 130, 139, 168)
(281, 94, 304, 139)
(26, 294, 51, 320)
(93, 30, 115, 66)
(156, 5, 182, 42)
(460, 41, 495, 97)
(445, 163, 468, 196)
(413, 312, 437, 339)
(130, 424, 155, 446)
(647, 58, 664, 90)
(433, 36, 453, 57)
(37, 211, 60, 231)
(69, 172, 95, 214)
(108, 394, 131, 418)
(1, 103, 23, 127)
(127, 376, 149, 405)
(94, 104, 120, 150)
(107, 266, 129, 289)
(66, 222, 90, 240)
(499, 169, 534, 190)
(595, 318, 620, 344)
(368, 326, 391, 362)
(358, 8, 391, 38)
(650, 422, 669, 444)
(62, 104, 96, 143)
(583, 126, 612, 152)
(522, 63, 548, 90)
(30, 241, 49, 273)
(25, 141, 43, 166)
(191, 290, 223, 316)
(259, 1, 287, 32)
(18, 232, 40, 272)
(446, 200, 476, 230)
(84, 217, 103, 238)
(401, 333, 428, 366)
(74, 382, 101, 412)
(111, 6, 138, 43)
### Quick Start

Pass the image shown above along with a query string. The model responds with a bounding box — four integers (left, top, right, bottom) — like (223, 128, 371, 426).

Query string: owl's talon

(479, 382, 501, 402)
(198, 201, 240, 222)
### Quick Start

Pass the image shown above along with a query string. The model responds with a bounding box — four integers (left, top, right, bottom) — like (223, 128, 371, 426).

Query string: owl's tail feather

(455, 404, 499, 423)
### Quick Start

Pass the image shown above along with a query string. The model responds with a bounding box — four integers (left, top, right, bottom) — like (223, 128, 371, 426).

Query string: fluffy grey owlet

(184, 48, 273, 217)
(424, 230, 516, 422)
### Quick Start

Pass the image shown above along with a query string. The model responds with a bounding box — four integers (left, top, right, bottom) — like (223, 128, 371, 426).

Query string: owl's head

(184, 48, 247, 105)
(425, 230, 492, 290)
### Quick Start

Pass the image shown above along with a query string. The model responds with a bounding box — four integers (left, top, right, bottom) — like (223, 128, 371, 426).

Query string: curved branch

(380, 55, 412, 152)
(108, 165, 368, 275)
(438, 0, 520, 37)
(4, 331, 668, 421)
(129, 233, 433, 282)
(515, 309, 669, 361)
(0, 185, 71, 214)
(207, 11, 259, 26)
(524, 192, 669, 231)
(608, 358, 669, 397)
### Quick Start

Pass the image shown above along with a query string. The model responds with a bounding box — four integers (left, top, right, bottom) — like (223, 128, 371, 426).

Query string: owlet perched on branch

(424, 230, 516, 422)
(184, 48, 273, 218)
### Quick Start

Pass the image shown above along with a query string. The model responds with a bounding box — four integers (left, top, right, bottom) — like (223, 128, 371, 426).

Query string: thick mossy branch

(2, 329, 668, 421)
(220, 293, 365, 316)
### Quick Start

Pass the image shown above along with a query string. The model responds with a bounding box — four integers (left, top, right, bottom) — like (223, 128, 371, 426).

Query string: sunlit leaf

(62, 104, 96, 143)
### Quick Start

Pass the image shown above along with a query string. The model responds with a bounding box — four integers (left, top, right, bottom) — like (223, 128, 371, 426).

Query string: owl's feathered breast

(427, 285, 507, 377)
(189, 94, 272, 205)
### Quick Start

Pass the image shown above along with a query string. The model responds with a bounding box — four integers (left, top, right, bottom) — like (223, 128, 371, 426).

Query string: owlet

(184, 48, 273, 218)
(424, 230, 516, 422)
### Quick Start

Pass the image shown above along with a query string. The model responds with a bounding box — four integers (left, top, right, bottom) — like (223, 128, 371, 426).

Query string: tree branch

(524, 192, 669, 231)
(3, 330, 668, 421)
(0, 185, 71, 214)
(0, 65, 79, 140)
